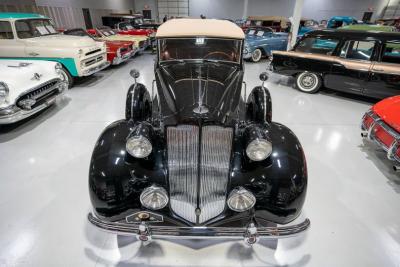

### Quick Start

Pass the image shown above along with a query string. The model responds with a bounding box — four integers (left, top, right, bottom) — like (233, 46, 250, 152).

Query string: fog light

(227, 187, 256, 212)
(126, 135, 152, 158)
(140, 185, 169, 210)
(246, 139, 272, 161)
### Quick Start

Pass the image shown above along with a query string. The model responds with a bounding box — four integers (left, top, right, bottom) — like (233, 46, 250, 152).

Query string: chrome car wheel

(296, 72, 322, 93)
(251, 49, 262, 62)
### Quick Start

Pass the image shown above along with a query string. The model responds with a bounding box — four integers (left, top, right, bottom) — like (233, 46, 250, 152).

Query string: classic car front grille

(85, 49, 101, 56)
(167, 125, 233, 224)
(16, 80, 59, 110)
(84, 55, 104, 67)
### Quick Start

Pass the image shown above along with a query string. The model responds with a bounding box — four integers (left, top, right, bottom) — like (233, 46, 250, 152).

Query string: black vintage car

(270, 30, 400, 99)
(88, 19, 309, 244)
(102, 15, 160, 31)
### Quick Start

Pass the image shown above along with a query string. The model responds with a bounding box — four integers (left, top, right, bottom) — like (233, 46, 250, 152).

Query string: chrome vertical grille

(199, 126, 233, 223)
(167, 125, 233, 224)
(167, 125, 199, 223)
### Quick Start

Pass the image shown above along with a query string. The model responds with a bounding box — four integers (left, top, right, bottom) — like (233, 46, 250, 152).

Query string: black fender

(231, 122, 307, 225)
(125, 83, 152, 121)
(88, 120, 167, 219)
(246, 86, 272, 123)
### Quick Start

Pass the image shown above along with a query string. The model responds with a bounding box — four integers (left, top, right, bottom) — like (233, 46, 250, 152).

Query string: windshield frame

(157, 37, 243, 66)
(15, 18, 58, 39)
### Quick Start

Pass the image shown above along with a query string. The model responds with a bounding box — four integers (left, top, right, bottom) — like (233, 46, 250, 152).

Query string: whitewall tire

(295, 72, 322, 93)
(251, 48, 262, 63)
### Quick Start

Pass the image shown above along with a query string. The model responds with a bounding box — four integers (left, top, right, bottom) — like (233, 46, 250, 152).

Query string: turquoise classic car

(243, 27, 288, 62)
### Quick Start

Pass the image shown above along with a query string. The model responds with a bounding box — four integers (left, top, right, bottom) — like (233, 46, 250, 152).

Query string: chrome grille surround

(199, 126, 233, 223)
(167, 125, 233, 224)
(167, 125, 199, 223)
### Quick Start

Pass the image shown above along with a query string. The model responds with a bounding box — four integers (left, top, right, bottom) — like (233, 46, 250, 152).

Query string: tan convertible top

(156, 19, 245, 39)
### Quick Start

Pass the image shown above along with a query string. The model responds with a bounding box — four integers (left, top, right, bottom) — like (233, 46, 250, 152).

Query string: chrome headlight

(0, 82, 10, 105)
(126, 135, 152, 158)
(140, 185, 169, 210)
(246, 139, 272, 161)
(55, 63, 62, 74)
(227, 187, 256, 212)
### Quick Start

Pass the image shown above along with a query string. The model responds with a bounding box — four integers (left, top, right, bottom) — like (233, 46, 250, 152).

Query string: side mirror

(259, 72, 269, 82)
(130, 69, 140, 82)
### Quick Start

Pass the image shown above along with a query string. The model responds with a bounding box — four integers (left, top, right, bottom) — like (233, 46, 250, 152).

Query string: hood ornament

(31, 73, 42, 81)
(193, 67, 209, 115)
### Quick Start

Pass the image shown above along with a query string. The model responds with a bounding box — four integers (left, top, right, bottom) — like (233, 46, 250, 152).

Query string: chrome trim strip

(81, 61, 110, 76)
(88, 212, 311, 239)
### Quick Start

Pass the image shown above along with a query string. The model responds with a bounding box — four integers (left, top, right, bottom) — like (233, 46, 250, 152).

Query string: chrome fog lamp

(126, 135, 152, 158)
(227, 187, 256, 212)
(246, 139, 272, 161)
(140, 185, 169, 210)
(0, 82, 9, 105)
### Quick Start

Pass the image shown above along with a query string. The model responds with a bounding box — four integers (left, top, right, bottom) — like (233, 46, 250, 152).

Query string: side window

(295, 37, 339, 55)
(0, 21, 13, 39)
(381, 41, 400, 64)
(340, 40, 375, 61)
(15, 20, 33, 39)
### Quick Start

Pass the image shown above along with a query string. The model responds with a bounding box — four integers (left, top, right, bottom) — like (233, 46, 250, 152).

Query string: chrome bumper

(81, 61, 110, 76)
(88, 212, 310, 244)
(112, 51, 133, 65)
(361, 110, 400, 164)
(0, 81, 68, 124)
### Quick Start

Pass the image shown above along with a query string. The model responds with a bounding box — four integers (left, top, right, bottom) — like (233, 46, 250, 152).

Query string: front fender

(232, 122, 307, 224)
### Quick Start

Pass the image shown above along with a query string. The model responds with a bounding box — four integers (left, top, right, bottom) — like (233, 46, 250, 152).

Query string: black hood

(155, 62, 244, 126)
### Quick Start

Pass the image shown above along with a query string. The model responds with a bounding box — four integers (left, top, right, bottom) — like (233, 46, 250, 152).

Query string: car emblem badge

(31, 73, 42, 81)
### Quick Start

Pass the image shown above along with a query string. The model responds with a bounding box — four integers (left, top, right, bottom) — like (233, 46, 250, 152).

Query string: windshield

(15, 19, 58, 38)
(159, 38, 242, 64)
(63, 29, 91, 38)
(119, 22, 134, 30)
(246, 28, 272, 36)
(98, 27, 116, 36)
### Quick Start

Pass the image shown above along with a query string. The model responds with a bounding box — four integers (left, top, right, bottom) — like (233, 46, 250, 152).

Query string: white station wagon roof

(156, 19, 245, 39)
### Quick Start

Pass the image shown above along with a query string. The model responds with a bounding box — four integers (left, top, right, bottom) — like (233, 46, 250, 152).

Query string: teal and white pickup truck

(0, 13, 110, 87)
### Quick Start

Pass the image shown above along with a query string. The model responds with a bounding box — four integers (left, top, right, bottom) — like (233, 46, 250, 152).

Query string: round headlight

(0, 82, 10, 104)
(126, 135, 152, 158)
(140, 185, 169, 210)
(246, 139, 272, 161)
(55, 63, 62, 74)
(227, 187, 256, 212)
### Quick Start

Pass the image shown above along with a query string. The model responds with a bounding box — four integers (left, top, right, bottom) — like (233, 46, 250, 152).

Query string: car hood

(0, 60, 60, 104)
(156, 62, 243, 125)
(26, 34, 97, 48)
(373, 95, 400, 132)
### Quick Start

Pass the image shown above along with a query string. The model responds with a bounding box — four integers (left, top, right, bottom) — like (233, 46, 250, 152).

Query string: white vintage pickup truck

(0, 13, 110, 87)
(0, 59, 68, 124)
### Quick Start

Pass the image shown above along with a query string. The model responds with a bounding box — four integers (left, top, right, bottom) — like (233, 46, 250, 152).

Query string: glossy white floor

(1, 53, 399, 267)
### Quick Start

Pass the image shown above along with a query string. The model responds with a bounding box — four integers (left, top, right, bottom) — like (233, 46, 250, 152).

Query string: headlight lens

(140, 185, 169, 210)
(126, 135, 152, 158)
(227, 187, 256, 212)
(0, 82, 10, 105)
(246, 139, 272, 161)
(55, 63, 62, 74)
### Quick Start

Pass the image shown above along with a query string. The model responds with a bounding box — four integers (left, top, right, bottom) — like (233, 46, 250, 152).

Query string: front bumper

(0, 81, 68, 124)
(88, 212, 310, 244)
(112, 51, 133, 65)
(81, 60, 110, 76)
(361, 110, 400, 164)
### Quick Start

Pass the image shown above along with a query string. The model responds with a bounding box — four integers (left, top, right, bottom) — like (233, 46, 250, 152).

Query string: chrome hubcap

(252, 50, 261, 61)
(301, 75, 316, 89)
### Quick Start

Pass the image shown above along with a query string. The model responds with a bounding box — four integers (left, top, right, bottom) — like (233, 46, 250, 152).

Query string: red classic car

(361, 95, 400, 170)
(115, 21, 155, 37)
(63, 28, 134, 65)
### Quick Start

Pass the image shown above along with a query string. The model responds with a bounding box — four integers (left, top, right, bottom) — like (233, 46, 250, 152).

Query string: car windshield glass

(256, 31, 264, 36)
(134, 18, 144, 24)
(120, 22, 134, 30)
(15, 19, 57, 38)
(247, 29, 256, 35)
(295, 37, 339, 55)
(99, 28, 115, 36)
(64, 29, 90, 37)
(159, 38, 242, 64)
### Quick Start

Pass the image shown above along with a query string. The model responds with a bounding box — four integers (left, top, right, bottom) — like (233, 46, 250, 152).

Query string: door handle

(28, 52, 39, 56)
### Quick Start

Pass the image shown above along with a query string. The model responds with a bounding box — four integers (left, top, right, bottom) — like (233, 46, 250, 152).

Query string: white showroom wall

(189, 0, 244, 19)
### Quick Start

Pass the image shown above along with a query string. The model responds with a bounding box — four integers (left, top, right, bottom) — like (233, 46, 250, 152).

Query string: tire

(59, 67, 74, 89)
(295, 72, 322, 93)
(250, 48, 263, 62)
